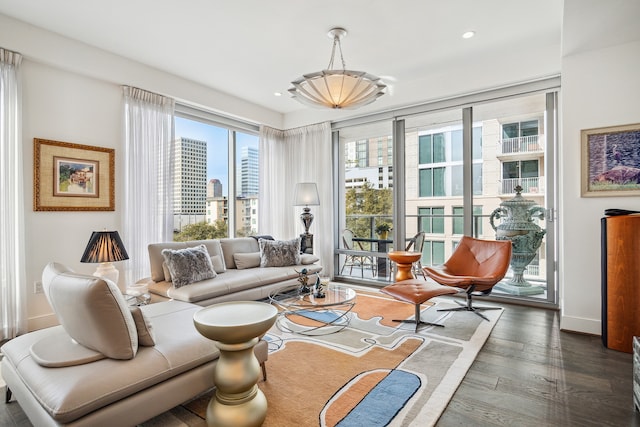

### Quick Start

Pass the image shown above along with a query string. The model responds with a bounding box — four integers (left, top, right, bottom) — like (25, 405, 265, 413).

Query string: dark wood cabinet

(601, 214, 640, 353)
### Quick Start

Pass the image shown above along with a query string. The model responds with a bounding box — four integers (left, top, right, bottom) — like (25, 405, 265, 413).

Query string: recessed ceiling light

(462, 31, 475, 39)
(274, 92, 282, 97)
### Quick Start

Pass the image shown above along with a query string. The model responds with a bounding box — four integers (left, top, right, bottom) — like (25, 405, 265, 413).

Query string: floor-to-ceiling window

(173, 105, 259, 241)
(335, 121, 394, 282)
(333, 82, 558, 307)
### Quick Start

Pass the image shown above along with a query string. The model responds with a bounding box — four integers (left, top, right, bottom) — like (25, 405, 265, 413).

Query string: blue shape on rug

(295, 309, 341, 323)
(336, 369, 421, 427)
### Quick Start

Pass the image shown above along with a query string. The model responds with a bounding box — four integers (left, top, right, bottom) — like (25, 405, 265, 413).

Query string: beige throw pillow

(129, 306, 156, 346)
(234, 252, 261, 270)
(41, 262, 138, 360)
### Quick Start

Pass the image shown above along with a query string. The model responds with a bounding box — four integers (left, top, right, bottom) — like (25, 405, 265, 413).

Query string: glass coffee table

(269, 284, 356, 336)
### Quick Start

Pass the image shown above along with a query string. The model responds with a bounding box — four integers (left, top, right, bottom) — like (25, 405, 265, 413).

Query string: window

(502, 160, 539, 193)
(423, 240, 445, 266)
(174, 111, 259, 240)
(453, 206, 483, 235)
(418, 126, 482, 197)
(419, 207, 444, 234)
(502, 120, 538, 138)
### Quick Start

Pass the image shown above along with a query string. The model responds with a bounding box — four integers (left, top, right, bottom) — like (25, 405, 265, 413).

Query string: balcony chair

(340, 229, 376, 278)
(422, 236, 512, 321)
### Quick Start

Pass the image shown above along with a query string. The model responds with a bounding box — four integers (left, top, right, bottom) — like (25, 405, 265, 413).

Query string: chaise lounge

(1, 263, 268, 427)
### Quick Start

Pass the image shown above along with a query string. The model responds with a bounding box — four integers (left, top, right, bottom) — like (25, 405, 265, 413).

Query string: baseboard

(27, 313, 59, 332)
(560, 314, 601, 336)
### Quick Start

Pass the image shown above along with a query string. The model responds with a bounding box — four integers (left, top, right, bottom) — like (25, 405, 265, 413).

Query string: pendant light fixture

(289, 27, 386, 110)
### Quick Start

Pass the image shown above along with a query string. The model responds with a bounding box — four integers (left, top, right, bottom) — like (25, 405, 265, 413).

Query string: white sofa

(144, 237, 323, 305)
(1, 263, 268, 427)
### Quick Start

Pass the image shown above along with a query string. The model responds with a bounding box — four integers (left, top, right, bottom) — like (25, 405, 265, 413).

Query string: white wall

(22, 62, 123, 329)
(559, 0, 640, 333)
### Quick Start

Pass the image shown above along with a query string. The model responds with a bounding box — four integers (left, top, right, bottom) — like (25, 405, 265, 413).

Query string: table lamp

(80, 230, 129, 291)
(293, 182, 320, 254)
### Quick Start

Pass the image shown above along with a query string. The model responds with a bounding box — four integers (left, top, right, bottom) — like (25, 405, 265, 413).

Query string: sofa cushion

(300, 254, 320, 265)
(162, 244, 216, 288)
(148, 240, 223, 282)
(220, 237, 260, 269)
(259, 238, 301, 267)
(41, 262, 138, 360)
(130, 306, 156, 346)
(211, 254, 226, 273)
(235, 252, 261, 270)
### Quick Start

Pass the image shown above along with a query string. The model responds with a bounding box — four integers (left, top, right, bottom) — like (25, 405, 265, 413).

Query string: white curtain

(122, 87, 175, 285)
(0, 48, 27, 340)
(259, 122, 334, 276)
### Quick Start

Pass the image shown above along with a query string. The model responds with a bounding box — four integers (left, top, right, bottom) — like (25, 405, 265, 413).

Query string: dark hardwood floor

(437, 304, 640, 427)
(1, 303, 638, 426)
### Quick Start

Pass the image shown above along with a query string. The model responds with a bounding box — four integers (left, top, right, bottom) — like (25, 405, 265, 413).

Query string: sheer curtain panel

(122, 87, 175, 286)
(0, 48, 27, 340)
(259, 122, 334, 275)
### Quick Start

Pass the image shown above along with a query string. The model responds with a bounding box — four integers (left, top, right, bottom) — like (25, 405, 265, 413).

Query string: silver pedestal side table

(193, 301, 277, 427)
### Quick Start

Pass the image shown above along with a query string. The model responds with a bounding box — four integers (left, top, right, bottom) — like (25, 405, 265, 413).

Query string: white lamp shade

(293, 183, 320, 206)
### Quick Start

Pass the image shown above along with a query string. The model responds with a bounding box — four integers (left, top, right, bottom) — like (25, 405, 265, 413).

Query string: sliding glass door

(400, 92, 557, 305)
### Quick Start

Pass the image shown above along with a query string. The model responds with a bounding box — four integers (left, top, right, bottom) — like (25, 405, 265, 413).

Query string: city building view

(174, 118, 260, 238)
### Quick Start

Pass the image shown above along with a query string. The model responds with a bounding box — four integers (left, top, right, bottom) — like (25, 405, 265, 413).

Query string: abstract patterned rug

(141, 287, 502, 427)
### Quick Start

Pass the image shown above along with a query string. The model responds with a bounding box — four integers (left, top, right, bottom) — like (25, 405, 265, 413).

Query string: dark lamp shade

(293, 183, 320, 206)
(80, 231, 129, 263)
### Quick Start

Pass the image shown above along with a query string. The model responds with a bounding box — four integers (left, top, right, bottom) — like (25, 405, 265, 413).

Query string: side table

(125, 284, 151, 306)
(193, 301, 277, 427)
(388, 251, 422, 282)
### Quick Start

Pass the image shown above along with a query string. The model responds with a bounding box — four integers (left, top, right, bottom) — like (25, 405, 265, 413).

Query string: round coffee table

(269, 284, 356, 336)
(193, 301, 277, 427)
(388, 251, 422, 282)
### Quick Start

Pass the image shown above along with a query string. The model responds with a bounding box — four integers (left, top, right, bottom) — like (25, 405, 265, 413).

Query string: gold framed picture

(34, 138, 115, 211)
(581, 123, 640, 197)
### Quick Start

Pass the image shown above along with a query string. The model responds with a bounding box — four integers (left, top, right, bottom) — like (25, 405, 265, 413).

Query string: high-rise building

(173, 137, 207, 230)
(238, 146, 259, 197)
(207, 178, 223, 197)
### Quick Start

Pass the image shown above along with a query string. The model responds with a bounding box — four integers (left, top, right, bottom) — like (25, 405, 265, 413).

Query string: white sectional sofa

(1, 263, 268, 427)
(144, 237, 323, 305)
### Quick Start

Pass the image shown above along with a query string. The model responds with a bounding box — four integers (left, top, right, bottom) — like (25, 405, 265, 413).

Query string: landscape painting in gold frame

(581, 123, 640, 197)
(34, 138, 115, 211)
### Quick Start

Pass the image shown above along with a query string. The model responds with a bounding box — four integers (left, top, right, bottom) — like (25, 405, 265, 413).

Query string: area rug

(141, 287, 502, 427)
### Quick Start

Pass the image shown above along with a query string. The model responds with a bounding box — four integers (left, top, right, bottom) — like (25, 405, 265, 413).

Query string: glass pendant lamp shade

(289, 28, 386, 110)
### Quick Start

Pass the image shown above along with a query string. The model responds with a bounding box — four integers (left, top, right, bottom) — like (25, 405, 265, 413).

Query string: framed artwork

(34, 138, 115, 211)
(581, 123, 640, 197)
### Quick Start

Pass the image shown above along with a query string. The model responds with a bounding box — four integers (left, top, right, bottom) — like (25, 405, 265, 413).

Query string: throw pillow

(162, 254, 225, 282)
(300, 254, 320, 265)
(41, 262, 138, 360)
(259, 238, 301, 267)
(211, 254, 226, 273)
(129, 306, 156, 346)
(162, 244, 216, 288)
(234, 252, 261, 270)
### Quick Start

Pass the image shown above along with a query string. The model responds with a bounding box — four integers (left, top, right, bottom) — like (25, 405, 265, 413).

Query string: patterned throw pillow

(161, 244, 216, 288)
(259, 238, 301, 267)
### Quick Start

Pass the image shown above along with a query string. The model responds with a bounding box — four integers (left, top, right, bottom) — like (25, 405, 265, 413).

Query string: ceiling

(0, 0, 564, 118)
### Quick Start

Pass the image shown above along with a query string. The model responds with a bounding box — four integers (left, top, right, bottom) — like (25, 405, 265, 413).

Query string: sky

(175, 116, 258, 195)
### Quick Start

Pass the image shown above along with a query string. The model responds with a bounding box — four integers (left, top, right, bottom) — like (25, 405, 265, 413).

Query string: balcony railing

(499, 135, 542, 155)
(500, 177, 543, 195)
